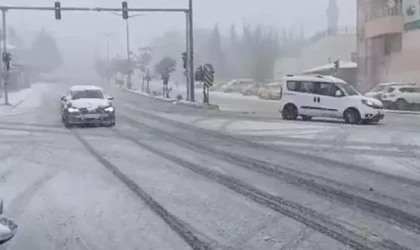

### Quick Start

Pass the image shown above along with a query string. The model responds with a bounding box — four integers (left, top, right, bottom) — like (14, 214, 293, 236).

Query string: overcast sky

(2, 0, 355, 66)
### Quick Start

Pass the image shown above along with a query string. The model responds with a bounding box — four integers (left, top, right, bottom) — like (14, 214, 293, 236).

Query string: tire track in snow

(71, 130, 214, 250)
(112, 127, 407, 250)
(122, 105, 420, 188)
(118, 111, 420, 238)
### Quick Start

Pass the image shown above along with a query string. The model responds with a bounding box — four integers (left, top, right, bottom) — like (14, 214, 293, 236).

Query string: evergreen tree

(206, 24, 225, 79)
(29, 29, 61, 73)
(8, 27, 24, 48)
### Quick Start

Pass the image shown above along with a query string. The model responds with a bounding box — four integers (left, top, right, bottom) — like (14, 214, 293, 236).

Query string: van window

(286, 81, 299, 91)
(313, 82, 331, 96)
(335, 82, 360, 96)
(387, 87, 395, 93)
(299, 82, 314, 93)
(286, 81, 315, 93)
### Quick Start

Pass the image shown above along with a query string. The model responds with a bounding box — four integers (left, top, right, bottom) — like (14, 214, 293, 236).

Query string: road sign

(203, 63, 214, 87)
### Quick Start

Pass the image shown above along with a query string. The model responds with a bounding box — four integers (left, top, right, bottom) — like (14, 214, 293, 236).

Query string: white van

(279, 75, 385, 124)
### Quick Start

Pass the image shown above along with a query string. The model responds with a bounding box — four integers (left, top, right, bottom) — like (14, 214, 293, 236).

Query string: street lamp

(110, 12, 144, 89)
(99, 33, 115, 62)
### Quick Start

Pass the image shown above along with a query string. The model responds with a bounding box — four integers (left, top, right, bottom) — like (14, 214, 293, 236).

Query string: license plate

(83, 114, 101, 119)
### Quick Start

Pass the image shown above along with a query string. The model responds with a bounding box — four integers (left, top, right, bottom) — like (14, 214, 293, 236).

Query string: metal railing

(366, 0, 403, 21)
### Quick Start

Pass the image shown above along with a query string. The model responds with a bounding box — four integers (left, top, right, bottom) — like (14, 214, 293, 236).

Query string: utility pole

(126, 18, 131, 89)
(101, 33, 113, 62)
(188, 0, 195, 101)
(1, 9, 9, 105)
(185, 14, 190, 100)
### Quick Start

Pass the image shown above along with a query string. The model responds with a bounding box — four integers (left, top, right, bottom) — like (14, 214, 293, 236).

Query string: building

(357, 0, 420, 91)
(275, 0, 357, 80)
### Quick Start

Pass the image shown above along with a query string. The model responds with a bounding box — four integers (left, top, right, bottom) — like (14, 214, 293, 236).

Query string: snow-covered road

(1, 82, 420, 249)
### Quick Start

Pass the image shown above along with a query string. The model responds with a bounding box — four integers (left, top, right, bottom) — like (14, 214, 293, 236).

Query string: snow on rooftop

(303, 60, 357, 73)
(70, 85, 103, 91)
(284, 74, 347, 83)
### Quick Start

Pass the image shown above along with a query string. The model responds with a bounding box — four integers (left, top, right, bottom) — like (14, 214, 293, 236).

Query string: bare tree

(154, 57, 176, 98)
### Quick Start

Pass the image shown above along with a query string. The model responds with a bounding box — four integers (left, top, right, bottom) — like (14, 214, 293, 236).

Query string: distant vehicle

(0, 200, 18, 246)
(221, 79, 255, 93)
(381, 84, 420, 110)
(279, 74, 384, 124)
(241, 83, 262, 96)
(364, 82, 415, 100)
(61, 85, 116, 127)
(258, 82, 282, 100)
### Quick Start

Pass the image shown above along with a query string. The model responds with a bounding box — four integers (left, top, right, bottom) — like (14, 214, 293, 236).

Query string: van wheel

(343, 108, 361, 124)
(301, 115, 312, 121)
(282, 104, 298, 120)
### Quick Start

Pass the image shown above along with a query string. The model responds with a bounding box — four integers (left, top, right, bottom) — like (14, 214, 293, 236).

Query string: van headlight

(67, 107, 79, 113)
(362, 99, 377, 108)
(104, 106, 114, 112)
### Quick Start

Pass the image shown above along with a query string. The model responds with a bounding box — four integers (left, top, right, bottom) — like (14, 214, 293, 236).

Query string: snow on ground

(0, 83, 52, 117)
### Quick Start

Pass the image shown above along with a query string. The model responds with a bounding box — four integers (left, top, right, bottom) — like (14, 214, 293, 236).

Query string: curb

(384, 110, 420, 116)
(119, 86, 220, 111)
(173, 101, 220, 111)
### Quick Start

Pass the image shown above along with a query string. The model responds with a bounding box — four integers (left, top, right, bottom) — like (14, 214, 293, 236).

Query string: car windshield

(71, 90, 104, 100)
(370, 85, 386, 92)
(335, 82, 360, 96)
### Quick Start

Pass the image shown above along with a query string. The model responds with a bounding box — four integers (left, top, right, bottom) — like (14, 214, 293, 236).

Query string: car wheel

(64, 121, 72, 128)
(343, 108, 361, 124)
(282, 104, 298, 120)
(396, 98, 407, 110)
(301, 115, 312, 121)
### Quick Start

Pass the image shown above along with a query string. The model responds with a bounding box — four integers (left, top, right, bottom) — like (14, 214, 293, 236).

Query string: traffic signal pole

(1, 9, 9, 105)
(188, 0, 195, 102)
(0, 2, 194, 101)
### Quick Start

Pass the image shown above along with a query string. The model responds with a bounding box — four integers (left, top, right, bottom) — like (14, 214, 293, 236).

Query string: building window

(384, 34, 402, 55)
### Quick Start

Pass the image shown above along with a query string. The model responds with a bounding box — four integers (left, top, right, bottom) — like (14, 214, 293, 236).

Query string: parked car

(241, 83, 263, 96)
(221, 79, 255, 93)
(364, 82, 415, 100)
(279, 74, 384, 124)
(258, 82, 282, 100)
(381, 84, 420, 110)
(61, 85, 116, 127)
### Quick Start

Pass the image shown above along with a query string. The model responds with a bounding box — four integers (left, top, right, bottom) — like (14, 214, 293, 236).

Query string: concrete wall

(379, 30, 420, 83)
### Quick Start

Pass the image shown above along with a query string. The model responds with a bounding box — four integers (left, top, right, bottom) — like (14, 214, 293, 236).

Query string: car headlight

(104, 106, 114, 112)
(67, 107, 79, 113)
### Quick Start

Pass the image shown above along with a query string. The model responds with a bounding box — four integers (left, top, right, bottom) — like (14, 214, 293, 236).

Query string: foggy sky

(2, 0, 355, 70)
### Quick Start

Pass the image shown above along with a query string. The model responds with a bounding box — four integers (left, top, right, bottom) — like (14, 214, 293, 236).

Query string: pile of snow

(303, 60, 357, 74)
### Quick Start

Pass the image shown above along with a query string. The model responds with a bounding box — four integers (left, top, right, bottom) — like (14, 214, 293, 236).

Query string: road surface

(1, 82, 420, 250)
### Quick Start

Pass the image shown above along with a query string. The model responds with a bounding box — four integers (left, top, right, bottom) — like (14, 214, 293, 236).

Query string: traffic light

(2, 52, 11, 70)
(54, 1, 61, 20)
(182, 52, 187, 70)
(122, 1, 129, 19)
(334, 60, 340, 71)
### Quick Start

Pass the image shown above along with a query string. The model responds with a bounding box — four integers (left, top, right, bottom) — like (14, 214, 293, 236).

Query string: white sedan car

(61, 85, 116, 127)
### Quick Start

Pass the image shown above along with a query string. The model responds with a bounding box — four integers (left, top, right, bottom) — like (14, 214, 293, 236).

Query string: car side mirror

(61, 96, 66, 101)
(335, 90, 344, 97)
(107, 95, 114, 100)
